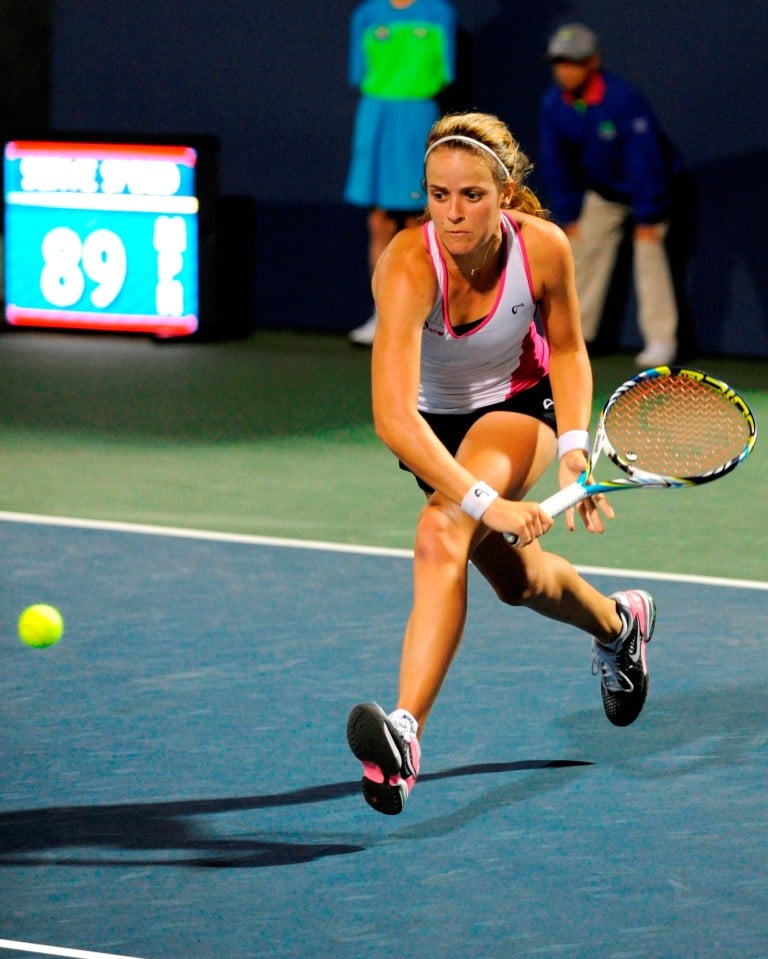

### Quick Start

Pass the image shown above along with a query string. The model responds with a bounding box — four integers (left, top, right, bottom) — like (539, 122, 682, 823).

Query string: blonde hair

(424, 112, 547, 217)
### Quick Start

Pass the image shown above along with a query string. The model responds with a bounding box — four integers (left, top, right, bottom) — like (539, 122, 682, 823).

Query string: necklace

(469, 243, 491, 278)
(447, 235, 498, 279)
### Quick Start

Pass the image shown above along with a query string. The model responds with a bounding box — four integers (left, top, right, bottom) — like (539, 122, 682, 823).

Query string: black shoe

(346, 703, 420, 815)
(592, 590, 656, 727)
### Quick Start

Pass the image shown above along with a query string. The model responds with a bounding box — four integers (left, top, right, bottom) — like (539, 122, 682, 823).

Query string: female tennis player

(346, 112, 657, 815)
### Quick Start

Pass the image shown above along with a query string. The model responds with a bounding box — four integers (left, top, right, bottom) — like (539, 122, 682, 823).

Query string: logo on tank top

(423, 319, 445, 337)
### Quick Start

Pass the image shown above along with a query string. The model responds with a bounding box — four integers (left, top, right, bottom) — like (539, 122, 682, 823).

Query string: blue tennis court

(1, 514, 766, 959)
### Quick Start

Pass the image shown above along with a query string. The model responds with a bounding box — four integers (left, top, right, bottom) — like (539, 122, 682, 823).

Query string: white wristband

(460, 481, 499, 520)
(557, 429, 590, 459)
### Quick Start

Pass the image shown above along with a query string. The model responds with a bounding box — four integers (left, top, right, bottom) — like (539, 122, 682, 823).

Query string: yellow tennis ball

(18, 604, 64, 648)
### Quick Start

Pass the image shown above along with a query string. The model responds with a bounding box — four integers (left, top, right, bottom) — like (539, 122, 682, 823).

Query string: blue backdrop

(49, 1, 768, 356)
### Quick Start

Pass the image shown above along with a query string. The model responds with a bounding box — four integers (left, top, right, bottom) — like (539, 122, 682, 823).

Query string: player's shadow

(0, 760, 588, 869)
(399, 680, 768, 841)
(555, 680, 768, 777)
(4, 682, 762, 867)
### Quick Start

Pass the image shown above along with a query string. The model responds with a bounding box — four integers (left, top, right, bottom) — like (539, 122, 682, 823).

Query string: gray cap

(547, 23, 599, 61)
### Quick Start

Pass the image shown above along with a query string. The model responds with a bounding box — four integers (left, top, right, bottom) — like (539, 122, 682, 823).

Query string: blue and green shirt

(348, 0, 455, 100)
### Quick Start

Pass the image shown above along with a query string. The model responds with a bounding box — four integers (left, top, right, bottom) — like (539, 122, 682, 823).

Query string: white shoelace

(388, 709, 418, 742)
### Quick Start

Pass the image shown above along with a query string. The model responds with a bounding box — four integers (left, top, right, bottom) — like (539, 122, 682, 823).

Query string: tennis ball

(18, 604, 64, 648)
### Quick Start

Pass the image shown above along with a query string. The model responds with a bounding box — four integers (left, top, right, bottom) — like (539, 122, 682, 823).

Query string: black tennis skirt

(400, 376, 557, 493)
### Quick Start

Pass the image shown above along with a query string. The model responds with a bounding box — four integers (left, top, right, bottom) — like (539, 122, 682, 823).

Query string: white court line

(1, 510, 766, 592)
(0, 511, 412, 558)
(0, 939, 146, 959)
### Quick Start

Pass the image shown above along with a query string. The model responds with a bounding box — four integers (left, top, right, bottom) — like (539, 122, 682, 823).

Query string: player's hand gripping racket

(504, 366, 757, 546)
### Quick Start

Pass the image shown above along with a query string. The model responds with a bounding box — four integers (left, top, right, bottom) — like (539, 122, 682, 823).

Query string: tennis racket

(503, 366, 757, 546)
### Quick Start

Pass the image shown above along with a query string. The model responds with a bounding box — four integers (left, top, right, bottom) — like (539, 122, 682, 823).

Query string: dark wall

(0, 0, 51, 131)
(46, 1, 768, 355)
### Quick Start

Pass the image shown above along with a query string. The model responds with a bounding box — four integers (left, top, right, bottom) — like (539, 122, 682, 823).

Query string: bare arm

(535, 222, 593, 435)
(524, 215, 614, 532)
(371, 230, 484, 504)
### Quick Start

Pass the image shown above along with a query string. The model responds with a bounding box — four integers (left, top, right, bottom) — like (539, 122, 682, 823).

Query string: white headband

(424, 135, 509, 178)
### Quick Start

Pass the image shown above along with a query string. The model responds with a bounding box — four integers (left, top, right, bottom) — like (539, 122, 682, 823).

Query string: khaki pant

(569, 190, 677, 350)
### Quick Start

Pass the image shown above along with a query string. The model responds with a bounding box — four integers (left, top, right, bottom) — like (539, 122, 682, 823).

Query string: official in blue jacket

(539, 23, 687, 366)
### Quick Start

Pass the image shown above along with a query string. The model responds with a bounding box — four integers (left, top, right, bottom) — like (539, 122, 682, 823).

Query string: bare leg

(367, 210, 421, 273)
(471, 534, 622, 639)
(367, 208, 400, 274)
(395, 412, 623, 733)
(394, 414, 544, 728)
(397, 499, 472, 727)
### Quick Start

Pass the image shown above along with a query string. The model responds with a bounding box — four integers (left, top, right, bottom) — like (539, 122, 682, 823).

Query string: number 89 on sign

(40, 216, 189, 317)
(3, 139, 204, 338)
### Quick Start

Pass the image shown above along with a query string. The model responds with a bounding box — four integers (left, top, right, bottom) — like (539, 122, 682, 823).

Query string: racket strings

(604, 375, 752, 477)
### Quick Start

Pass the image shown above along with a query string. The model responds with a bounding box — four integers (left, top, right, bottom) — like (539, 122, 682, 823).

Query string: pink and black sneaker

(592, 589, 656, 727)
(346, 703, 420, 815)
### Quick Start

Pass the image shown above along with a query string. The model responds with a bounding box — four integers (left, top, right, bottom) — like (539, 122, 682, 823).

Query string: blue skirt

(344, 96, 439, 212)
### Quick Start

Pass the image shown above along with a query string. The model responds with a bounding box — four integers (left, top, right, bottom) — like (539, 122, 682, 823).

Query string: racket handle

(538, 482, 588, 519)
(502, 481, 587, 547)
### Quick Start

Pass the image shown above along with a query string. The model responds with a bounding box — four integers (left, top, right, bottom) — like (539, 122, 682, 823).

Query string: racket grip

(538, 482, 588, 518)
(502, 481, 587, 548)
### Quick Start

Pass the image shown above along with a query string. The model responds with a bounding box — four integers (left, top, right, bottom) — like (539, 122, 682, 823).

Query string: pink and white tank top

(419, 212, 549, 414)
